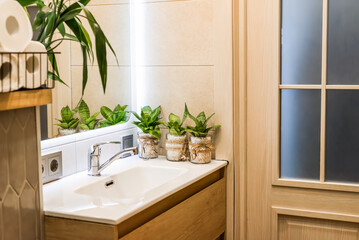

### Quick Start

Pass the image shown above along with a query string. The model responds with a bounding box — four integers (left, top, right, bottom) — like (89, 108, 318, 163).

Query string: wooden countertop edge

(0, 89, 52, 111)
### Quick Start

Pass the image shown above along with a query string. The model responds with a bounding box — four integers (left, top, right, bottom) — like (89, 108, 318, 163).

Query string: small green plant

(184, 103, 221, 137)
(100, 104, 128, 128)
(78, 100, 100, 130)
(131, 106, 162, 139)
(163, 111, 187, 136)
(56, 106, 79, 129)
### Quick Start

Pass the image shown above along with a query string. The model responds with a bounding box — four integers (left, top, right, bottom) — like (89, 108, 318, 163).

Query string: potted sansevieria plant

(163, 110, 188, 161)
(100, 104, 128, 128)
(131, 106, 162, 159)
(78, 100, 100, 131)
(56, 106, 79, 136)
(184, 104, 221, 164)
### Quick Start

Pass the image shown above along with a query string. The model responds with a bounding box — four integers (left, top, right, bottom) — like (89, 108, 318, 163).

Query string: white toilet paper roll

(21, 41, 48, 89)
(0, 54, 20, 92)
(0, 0, 32, 52)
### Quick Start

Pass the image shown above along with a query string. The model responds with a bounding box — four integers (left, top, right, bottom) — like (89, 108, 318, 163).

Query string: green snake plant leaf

(184, 104, 220, 137)
(149, 129, 161, 140)
(56, 122, 69, 129)
(130, 111, 143, 122)
(100, 106, 114, 122)
(169, 113, 181, 125)
(131, 106, 162, 139)
(150, 106, 161, 123)
(79, 123, 90, 130)
(78, 100, 90, 121)
(61, 106, 73, 122)
(141, 106, 152, 120)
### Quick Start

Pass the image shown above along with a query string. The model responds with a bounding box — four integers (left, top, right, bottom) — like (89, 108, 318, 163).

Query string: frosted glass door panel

(281, 90, 321, 180)
(281, 0, 322, 85)
(328, 0, 359, 85)
(326, 90, 359, 183)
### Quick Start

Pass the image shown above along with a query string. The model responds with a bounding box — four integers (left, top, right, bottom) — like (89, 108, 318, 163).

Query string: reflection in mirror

(27, 3, 132, 140)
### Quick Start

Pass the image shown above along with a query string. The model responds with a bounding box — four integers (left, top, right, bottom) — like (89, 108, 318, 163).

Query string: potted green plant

(184, 104, 221, 164)
(78, 100, 100, 131)
(163, 110, 188, 161)
(99, 104, 128, 128)
(56, 106, 79, 136)
(19, 0, 117, 94)
(131, 106, 162, 159)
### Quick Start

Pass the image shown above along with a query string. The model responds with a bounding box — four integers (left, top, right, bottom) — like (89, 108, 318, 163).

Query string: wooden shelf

(0, 89, 52, 111)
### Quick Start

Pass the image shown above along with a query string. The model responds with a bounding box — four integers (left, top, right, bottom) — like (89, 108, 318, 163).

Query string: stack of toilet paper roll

(0, 0, 48, 93)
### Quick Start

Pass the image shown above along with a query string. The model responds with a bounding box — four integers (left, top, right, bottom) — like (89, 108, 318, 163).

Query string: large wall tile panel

(0, 107, 41, 240)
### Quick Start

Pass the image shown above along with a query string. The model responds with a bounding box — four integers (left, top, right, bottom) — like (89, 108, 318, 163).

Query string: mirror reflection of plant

(56, 106, 79, 129)
(131, 106, 162, 139)
(163, 110, 187, 136)
(78, 100, 100, 130)
(100, 104, 128, 128)
(184, 103, 221, 137)
(18, 0, 118, 94)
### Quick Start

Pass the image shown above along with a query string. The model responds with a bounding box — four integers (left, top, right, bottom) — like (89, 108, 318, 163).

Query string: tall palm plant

(17, 0, 117, 94)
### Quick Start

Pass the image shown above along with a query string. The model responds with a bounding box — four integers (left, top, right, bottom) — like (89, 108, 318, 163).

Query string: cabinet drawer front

(120, 178, 226, 240)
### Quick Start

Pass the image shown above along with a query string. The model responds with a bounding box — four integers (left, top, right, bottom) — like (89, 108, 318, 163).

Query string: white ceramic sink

(75, 165, 187, 202)
(43, 155, 227, 224)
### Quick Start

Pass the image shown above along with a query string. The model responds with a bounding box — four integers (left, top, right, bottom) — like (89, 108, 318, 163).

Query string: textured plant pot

(58, 128, 76, 136)
(189, 136, 213, 164)
(137, 132, 160, 159)
(165, 134, 188, 161)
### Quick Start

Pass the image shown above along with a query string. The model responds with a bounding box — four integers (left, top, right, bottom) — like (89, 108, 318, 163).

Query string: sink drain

(105, 180, 114, 188)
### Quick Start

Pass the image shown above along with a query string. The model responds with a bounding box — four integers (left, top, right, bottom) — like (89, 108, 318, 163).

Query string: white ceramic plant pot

(189, 136, 213, 164)
(165, 134, 188, 161)
(58, 128, 76, 136)
(137, 132, 160, 159)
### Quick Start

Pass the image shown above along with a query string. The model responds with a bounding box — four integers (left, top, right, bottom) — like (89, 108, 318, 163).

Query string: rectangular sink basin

(75, 166, 187, 202)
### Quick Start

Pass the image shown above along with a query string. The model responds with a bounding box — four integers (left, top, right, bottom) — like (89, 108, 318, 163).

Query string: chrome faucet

(88, 141, 138, 176)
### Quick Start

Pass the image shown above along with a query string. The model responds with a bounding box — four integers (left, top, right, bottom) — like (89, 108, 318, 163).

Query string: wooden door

(234, 0, 359, 239)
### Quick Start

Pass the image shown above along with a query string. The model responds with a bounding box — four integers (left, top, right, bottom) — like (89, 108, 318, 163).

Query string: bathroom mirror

(27, 4, 133, 140)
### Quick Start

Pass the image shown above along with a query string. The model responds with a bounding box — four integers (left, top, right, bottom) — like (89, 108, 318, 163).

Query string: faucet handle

(89, 141, 122, 156)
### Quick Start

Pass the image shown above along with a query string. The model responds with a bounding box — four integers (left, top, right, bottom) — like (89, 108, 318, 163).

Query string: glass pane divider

(279, 84, 321, 89)
(320, 0, 328, 183)
(326, 85, 359, 89)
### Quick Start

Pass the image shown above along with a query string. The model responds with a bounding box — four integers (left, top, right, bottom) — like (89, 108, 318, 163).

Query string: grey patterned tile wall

(0, 107, 41, 240)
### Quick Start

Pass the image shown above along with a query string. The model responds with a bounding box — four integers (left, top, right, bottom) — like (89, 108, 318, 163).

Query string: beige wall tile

(3, 187, 20, 240)
(71, 66, 131, 114)
(137, 0, 213, 65)
(70, 4, 131, 66)
(8, 116, 26, 195)
(20, 183, 38, 240)
(138, 66, 215, 125)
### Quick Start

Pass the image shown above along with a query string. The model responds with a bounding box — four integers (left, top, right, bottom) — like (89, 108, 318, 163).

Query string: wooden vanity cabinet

(45, 167, 226, 240)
